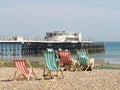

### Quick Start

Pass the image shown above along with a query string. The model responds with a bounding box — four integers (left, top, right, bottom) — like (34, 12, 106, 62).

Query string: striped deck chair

(47, 48, 53, 52)
(13, 59, 37, 80)
(43, 50, 64, 79)
(59, 50, 75, 71)
(77, 49, 92, 71)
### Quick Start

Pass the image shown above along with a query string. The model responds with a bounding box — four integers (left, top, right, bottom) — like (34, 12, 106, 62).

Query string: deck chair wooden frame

(77, 49, 92, 71)
(0, 60, 5, 67)
(13, 59, 37, 80)
(43, 50, 64, 79)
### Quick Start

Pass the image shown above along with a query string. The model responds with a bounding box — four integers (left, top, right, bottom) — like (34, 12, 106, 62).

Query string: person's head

(65, 49, 70, 53)
(58, 48, 62, 51)
(65, 49, 68, 51)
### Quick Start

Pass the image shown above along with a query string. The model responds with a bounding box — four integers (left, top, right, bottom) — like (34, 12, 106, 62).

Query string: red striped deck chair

(13, 59, 37, 80)
(59, 50, 74, 71)
(59, 50, 71, 65)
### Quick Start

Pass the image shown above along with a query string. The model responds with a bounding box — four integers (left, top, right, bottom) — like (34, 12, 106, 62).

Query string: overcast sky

(0, 0, 120, 41)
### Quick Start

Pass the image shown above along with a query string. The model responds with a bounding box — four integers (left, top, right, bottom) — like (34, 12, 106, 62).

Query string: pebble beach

(0, 67, 120, 90)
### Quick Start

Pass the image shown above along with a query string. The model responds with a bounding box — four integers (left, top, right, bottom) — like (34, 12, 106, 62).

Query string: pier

(81, 42, 105, 53)
(0, 39, 105, 56)
(0, 33, 105, 57)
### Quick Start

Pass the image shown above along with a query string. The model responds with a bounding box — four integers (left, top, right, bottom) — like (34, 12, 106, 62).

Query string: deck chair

(47, 48, 53, 52)
(13, 59, 37, 80)
(43, 50, 64, 79)
(58, 50, 76, 71)
(77, 49, 92, 71)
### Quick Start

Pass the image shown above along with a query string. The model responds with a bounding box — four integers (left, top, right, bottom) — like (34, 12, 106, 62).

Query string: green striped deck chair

(43, 50, 64, 79)
(77, 49, 91, 71)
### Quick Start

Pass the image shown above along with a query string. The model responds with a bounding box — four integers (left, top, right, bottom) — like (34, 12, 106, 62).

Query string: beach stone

(0, 67, 120, 90)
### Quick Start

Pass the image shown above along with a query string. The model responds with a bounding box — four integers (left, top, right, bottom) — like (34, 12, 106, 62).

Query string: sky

(0, 0, 120, 41)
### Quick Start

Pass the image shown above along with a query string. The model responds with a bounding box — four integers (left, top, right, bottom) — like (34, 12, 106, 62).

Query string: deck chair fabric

(77, 49, 88, 66)
(13, 59, 37, 80)
(47, 48, 53, 52)
(59, 50, 71, 66)
(77, 49, 91, 71)
(58, 50, 76, 71)
(44, 51, 58, 71)
(43, 50, 63, 79)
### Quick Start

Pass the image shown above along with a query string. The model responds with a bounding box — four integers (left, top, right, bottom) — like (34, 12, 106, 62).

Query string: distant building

(45, 31, 82, 42)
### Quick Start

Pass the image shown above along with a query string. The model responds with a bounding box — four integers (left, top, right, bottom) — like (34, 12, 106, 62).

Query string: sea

(0, 42, 120, 64)
(90, 42, 120, 64)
